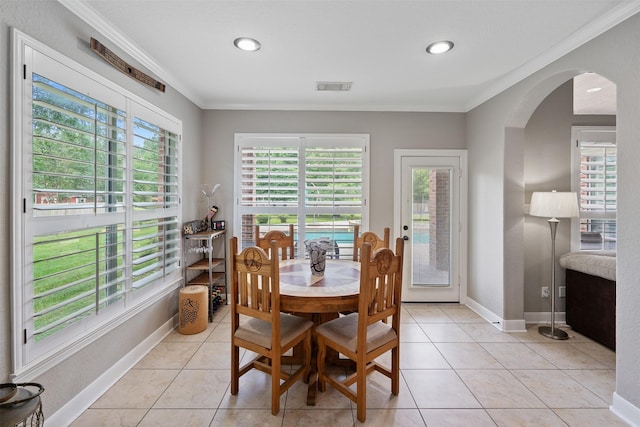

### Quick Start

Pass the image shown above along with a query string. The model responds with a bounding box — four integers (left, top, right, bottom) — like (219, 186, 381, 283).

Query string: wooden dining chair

(352, 224, 391, 261)
(316, 237, 404, 422)
(229, 237, 312, 415)
(255, 223, 296, 260)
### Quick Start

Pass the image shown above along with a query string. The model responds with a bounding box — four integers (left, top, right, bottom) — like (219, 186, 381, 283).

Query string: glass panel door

(400, 155, 461, 302)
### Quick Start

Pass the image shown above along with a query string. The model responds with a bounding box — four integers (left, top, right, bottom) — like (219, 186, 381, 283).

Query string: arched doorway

(517, 72, 616, 328)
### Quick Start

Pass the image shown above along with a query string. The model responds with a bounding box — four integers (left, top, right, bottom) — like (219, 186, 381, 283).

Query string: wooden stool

(178, 285, 208, 334)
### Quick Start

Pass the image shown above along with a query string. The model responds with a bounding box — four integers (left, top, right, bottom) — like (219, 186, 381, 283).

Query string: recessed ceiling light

(234, 37, 261, 52)
(586, 87, 602, 93)
(426, 40, 454, 55)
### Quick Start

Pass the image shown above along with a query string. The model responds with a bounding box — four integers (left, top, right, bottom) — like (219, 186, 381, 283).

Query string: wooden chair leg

(317, 337, 326, 392)
(303, 331, 311, 384)
(391, 346, 400, 395)
(271, 355, 281, 415)
(356, 360, 366, 422)
(231, 344, 239, 395)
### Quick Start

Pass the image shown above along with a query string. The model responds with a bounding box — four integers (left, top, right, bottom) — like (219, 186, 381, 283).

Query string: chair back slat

(353, 225, 391, 261)
(235, 304, 273, 322)
(256, 224, 296, 260)
(240, 275, 249, 306)
(250, 273, 261, 310)
(261, 274, 272, 312)
(375, 275, 387, 313)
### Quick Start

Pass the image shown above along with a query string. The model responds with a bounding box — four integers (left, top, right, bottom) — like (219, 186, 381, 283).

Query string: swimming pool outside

(301, 227, 429, 246)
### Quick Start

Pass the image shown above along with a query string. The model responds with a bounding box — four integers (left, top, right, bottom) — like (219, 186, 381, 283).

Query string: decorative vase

(200, 184, 220, 228)
(305, 238, 332, 276)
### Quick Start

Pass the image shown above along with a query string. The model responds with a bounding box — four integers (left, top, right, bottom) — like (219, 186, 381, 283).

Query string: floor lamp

(529, 190, 579, 340)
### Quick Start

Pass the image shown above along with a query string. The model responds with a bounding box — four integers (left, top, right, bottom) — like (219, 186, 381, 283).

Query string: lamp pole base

(538, 325, 568, 340)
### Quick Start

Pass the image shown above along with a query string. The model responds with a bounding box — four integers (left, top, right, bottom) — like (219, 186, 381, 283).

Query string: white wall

(467, 12, 640, 419)
(0, 1, 204, 418)
(466, 103, 507, 316)
(614, 23, 640, 418)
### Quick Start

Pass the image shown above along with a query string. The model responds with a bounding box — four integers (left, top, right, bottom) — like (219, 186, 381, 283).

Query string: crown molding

(58, 0, 640, 113)
(201, 102, 465, 113)
(465, 0, 640, 111)
(57, 0, 205, 108)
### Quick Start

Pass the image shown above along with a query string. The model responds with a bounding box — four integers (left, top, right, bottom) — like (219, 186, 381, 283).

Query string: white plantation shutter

(16, 38, 182, 366)
(130, 112, 181, 291)
(30, 72, 129, 343)
(235, 134, 369, 249)
(240, 144, 300, 209)
(305, 145, 364, 212)
(32, 74, 127, 217)
(131, 217, 180, 290)
(132, 116, 180, 211)
(579, 142, 617, 214)
(571, 127, 616, 251)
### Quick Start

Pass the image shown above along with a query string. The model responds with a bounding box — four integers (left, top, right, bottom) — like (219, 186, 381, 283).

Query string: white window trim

(11, 29, 183, 380)
(570, 125, 616, 252)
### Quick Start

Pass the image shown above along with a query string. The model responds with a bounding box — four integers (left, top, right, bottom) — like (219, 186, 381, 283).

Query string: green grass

(32, 224, 173, 340)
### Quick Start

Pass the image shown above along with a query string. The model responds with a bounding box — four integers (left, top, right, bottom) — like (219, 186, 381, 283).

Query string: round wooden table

(278, 259, 361, 405)
(279, 259, 361, 313)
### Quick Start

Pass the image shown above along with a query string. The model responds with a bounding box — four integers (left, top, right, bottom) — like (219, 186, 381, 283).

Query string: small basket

(183, 220, 207, 235)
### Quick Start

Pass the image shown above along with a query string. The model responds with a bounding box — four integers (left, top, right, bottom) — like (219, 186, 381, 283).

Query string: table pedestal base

(282, 312, 356, 406)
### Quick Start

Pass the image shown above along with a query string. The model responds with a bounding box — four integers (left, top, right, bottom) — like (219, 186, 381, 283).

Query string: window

(13, 32, 181, 371)
(234, 134, 369, 258)
(571, 126, 616, 251)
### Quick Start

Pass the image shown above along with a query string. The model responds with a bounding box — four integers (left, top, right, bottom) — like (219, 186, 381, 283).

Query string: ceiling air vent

(316, 81, 353, 91)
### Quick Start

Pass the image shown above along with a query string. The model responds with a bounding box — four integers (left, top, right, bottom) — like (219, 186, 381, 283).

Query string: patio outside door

(394, 150, 466, 302)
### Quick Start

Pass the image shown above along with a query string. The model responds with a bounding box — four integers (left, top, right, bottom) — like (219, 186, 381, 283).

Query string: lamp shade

(529, 191, 579, 219)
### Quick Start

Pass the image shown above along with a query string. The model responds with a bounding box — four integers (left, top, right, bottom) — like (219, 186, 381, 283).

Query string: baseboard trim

(502, 318, 527, 332)
(464, 297, 526, 332)
(46, 316, 176, 427)
(464, 297, 501, 328)
(524, 311, 566, 325)
(611, 392, 640, 426)
(462, 299, 571, 333)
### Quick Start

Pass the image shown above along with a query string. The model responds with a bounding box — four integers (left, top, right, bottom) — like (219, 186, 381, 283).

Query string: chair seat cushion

(316, 313, 397, 353)
(235, 313, 312, 349)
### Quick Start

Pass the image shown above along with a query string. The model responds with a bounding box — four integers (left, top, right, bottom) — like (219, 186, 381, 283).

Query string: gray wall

(0, 0, 204, 417)
(523, 80, 615, 314)
(201, 110, 466, 235)
(467, 12, 640, 413)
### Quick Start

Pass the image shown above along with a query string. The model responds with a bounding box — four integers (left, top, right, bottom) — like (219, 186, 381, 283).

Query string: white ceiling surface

(573, 73, 617, 115)
(60, 0, 640, 112)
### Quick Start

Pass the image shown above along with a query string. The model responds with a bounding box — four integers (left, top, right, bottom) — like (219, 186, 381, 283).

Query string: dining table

(278, 258, 361, 406)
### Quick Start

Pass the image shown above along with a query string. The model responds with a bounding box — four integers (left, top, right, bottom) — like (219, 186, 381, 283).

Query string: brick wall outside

(428, 170, 450, 271)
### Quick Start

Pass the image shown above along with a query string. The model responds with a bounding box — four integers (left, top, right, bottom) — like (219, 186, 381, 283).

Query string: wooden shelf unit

(183, 229, 227, 321)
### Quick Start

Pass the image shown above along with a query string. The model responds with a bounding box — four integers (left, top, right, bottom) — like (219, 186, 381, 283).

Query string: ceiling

(59, 0, 639, 112)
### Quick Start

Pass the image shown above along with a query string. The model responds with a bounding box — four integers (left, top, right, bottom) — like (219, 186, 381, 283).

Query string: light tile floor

(70, 304, 628, 426)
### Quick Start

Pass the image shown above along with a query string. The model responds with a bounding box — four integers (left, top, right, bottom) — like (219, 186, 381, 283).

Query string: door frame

(393, 149, 468, 303)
